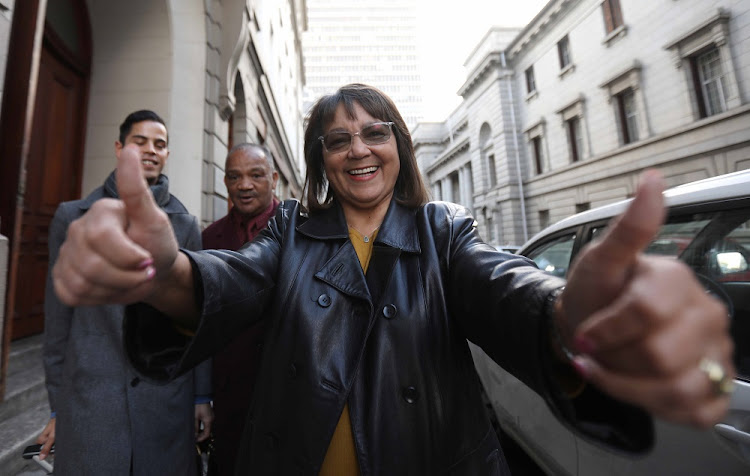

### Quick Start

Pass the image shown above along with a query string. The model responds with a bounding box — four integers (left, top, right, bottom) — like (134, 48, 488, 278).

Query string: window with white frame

(531, 137, 544, 174)
(600, 62, 650, 146)
(558, 35, 571, 69)
(557, 97, 588, 163)
(487, 154, 497, 188)
(566, 117, 583, 162)
(479, 123, 495, 191)
(616, 88, 639, 144)
(665, 9, 740, 120)
(602, 0, 624, 34)
(524, 120, 546, 175)
(525, 66, 537, 95)
(693, 47, 727, 117)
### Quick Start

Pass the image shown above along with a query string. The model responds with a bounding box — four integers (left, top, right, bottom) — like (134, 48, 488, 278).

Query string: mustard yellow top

(319, 227, 377, 476)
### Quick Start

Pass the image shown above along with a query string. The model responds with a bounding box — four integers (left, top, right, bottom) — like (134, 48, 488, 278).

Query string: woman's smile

(347, 165, 380, 180)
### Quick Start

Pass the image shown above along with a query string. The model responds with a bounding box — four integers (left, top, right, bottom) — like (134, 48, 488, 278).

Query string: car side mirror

(716, 251, 748, 275)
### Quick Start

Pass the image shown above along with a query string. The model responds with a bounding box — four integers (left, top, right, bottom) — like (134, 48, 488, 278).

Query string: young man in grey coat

(35, 110, 214, 475)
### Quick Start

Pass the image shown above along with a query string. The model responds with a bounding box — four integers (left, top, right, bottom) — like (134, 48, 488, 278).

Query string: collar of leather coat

(296, 198, 421, 254)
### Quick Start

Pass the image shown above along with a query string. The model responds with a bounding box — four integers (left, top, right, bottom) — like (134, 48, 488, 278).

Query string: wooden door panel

(12, 45, 86, 339)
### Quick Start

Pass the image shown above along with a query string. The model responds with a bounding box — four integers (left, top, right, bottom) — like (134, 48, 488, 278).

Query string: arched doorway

(11, 0, 91, 339)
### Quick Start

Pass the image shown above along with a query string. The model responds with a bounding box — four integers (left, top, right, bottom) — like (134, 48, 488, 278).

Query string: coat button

(382, 304, 397, 319)
(317, 294, 331, 307)
(130, 377, 140, 387)
(402, 386, 419, 404)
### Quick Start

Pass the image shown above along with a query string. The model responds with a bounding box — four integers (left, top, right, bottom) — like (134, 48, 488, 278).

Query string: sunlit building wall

(415, 0, 750, 247)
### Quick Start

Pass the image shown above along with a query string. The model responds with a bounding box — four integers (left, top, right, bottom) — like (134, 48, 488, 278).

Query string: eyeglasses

(318, 122, 395, 153)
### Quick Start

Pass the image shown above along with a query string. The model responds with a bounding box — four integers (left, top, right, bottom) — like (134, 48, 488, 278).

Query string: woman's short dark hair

(303, 83, 430, 212)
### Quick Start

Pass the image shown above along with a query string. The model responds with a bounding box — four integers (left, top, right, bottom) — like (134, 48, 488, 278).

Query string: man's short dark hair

(119, 110, 168, 144)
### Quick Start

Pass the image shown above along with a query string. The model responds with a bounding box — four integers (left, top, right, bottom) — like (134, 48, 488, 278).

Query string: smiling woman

(303, 84, 428, 218)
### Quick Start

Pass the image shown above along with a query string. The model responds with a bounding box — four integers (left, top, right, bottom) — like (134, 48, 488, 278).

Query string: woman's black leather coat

(126, 199, 651, 475)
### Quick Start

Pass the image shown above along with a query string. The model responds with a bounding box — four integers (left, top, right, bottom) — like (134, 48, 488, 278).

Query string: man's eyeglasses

(318, 122, 395, 153)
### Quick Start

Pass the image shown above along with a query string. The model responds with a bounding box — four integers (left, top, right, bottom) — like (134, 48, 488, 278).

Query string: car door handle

(715, 423, 750, 446)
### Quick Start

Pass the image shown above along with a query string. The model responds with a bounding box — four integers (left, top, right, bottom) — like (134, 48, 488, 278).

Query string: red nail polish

(575, 336, 595, 354)
(138, 258, 154, 269)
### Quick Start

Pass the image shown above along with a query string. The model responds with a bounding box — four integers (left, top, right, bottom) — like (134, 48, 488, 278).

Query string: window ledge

(558, 63, 576, 79)
(603, 24, 628, 47)
(525, 90, 539, 102)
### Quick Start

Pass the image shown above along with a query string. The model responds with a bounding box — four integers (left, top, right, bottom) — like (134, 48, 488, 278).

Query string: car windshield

(644, 219, 712, 257)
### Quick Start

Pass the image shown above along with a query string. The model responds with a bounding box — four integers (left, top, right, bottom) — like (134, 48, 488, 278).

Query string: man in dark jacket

(35, 110, 214, 475)
(202, 143, 279, 475)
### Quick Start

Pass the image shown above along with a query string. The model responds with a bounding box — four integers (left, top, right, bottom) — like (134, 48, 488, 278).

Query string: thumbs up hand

(52, 143, 180, 306)
(558, 170, 734, 427)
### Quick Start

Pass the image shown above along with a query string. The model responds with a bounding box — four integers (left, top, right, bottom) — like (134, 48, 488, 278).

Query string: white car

(471, 169, 750, 475)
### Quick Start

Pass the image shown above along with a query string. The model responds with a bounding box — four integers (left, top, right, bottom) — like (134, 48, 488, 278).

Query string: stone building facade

(414, 0, 750, 249)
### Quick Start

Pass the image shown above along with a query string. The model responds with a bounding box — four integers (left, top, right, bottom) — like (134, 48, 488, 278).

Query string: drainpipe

(501, 51, 528, 244)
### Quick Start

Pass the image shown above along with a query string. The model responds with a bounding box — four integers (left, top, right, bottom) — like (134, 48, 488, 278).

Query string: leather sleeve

(125, 203, 286, 382)
(440, 203, 653, 454)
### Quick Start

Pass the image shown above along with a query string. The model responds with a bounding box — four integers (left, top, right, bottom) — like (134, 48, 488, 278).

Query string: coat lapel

(366, 200, 420, 306)
(296, 200, 422, 307)
(297, 204, 371, 301)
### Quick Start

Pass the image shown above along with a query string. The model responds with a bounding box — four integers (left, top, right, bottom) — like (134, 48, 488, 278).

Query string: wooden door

(11, 43, 87, 339)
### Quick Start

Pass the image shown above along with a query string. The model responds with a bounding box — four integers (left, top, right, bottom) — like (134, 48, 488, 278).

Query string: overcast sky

(417, 0, 549, 121)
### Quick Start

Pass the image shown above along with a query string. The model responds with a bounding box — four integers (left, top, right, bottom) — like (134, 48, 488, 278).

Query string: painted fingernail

(575, 335, 596, 354)
(138, 258, 154, 269)
(571, 356, 591, 379)
(145, 266, 156, 279)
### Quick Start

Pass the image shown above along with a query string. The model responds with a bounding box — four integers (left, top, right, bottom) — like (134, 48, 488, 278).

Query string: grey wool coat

(43, 171, 211, 476)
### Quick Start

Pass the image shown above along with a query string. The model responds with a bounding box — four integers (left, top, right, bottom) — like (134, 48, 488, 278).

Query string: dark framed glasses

(318, 122, 395, 153)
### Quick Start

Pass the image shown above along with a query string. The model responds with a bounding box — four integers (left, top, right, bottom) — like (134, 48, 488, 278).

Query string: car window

(644, 219, 712, 257)
(698, 215, 750, 380)
(525, 234, 576, 278)
(710, 219, 750, 282)
(527, 208, 750, 381)
(590, 226, 605, 242)
(639, 210, 750, 380)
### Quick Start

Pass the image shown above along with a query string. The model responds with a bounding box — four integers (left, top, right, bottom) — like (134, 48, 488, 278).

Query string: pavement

(14, 456, 53, 475)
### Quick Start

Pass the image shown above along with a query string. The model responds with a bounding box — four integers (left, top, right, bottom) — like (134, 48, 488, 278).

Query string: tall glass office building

(303, 0, 424, 127)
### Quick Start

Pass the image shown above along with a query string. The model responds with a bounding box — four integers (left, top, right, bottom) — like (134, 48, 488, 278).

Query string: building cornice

(458, 52, 512, 97)
(426, 136, 471, 174)
(598, 60, 642, 89)
(413, 116, 469, 148)
(507, 0, 576, 59)
(555, 94, 586, 115)
(663, 8, 730, 52)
